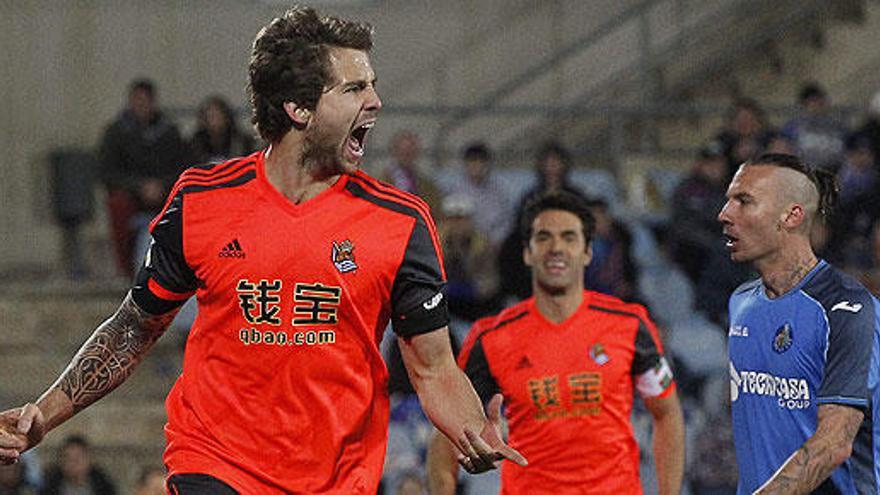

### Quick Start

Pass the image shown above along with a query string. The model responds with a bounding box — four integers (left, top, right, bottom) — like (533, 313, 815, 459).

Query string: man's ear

(782, 204, 806, 230)
(583, 242, 593, 268)
(284, 101, 311, 127)
(523, 244, 533, 269)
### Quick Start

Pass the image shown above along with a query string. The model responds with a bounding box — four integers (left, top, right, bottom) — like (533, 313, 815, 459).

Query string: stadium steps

(0, 288, 182, 491)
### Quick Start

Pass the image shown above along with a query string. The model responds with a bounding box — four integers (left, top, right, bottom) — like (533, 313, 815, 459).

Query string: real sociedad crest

(332, 240, 358, 273)
(590, 343, 610, 365)
(772, 323, 793, 354)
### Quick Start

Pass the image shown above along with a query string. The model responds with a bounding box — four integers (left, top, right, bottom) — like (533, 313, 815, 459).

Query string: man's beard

(301, 129, 342, 177)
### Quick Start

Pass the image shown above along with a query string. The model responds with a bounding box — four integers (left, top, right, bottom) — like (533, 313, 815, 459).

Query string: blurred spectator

(441, 142, 513, 247)
(826, 134, 880, 263)
(764, 132, 796, 155)
(694, 247, 753, 324)
(857, 89, 880, 160)
(0, 460, 37, 495)
(381, 130, 442, 214)
(40, 435, 116, 495)
(780, 82, 849, 171)
(715, 98, 776, 176)
(837, 133, 878, 205)
(98, 78, 188, 276)
(638, 225, 696, 327)
(498, 141, 589, 301)
(188, 95, 256, 165)
(860, 219, 880, 297)
(584, 198, 638, 299)
(438, 195, 499, 321)
(133, 467, 165, 495)
(689, 403, 737, 494)
(669, 142, 729, 283)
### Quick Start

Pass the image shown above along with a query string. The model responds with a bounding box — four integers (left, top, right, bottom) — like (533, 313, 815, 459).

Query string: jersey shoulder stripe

(345, 176, 445, 277)
(176, 159, 256, 190)
(459, 307, 530, 365)
(163, 159, 256, 203)
(348, 172, 440, 243)
(352, 171, 433, 220)
(186, 154, 255, 176)
(150, 163, 256, 232)
(180, 169, 256, 194)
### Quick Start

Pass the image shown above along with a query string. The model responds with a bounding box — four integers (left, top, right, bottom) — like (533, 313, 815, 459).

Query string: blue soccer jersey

(728, 260, 880, 494)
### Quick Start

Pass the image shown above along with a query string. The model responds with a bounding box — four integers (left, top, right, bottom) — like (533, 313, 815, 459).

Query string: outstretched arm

(754, 404, 863, 494)
(644, 392, 685, 495)
(0, 292, 177, 462)
(399, 328, 526, 473)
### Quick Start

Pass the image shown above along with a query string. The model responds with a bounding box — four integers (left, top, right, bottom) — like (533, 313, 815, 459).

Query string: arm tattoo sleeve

(56, 292, 176, 413)
(756, 404, 863, 494)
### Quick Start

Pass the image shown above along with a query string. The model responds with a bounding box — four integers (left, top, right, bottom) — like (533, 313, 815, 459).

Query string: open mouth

(544, 260, 567, 273)
(347, 121, 374, 158)
(723, 233, 739, 249)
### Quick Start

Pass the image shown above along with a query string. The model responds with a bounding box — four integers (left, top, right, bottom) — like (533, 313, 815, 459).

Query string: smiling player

(427, 191, 684, 494)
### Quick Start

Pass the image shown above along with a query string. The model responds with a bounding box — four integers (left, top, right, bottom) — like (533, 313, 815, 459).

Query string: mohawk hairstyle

(744, 153, 839, 219)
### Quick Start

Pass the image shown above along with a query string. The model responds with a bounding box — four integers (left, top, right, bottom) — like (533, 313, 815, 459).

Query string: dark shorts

(167, 474, 238, 495)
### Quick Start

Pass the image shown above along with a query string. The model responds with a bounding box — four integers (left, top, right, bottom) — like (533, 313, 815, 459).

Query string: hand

(457, 394, 527, 474)
(0, 404, 46, 465)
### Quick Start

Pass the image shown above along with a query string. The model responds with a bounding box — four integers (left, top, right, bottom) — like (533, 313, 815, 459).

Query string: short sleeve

(390, 217, 449, 337)
(817, 293, 876, 409)
(131, 192, 199, 315)
(631, 311, 676, 399)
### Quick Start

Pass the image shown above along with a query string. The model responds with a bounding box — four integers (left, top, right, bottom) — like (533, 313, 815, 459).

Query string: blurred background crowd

(3, 1, 880, 494)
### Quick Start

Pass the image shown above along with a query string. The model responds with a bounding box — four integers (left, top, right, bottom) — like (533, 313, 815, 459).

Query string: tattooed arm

(0, 292, 177, 463)
(753, 404, 863, 495)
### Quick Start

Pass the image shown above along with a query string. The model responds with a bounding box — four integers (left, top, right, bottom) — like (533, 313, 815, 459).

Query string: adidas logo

(515, 356, 533, 370)
(219, 239, 246, 259)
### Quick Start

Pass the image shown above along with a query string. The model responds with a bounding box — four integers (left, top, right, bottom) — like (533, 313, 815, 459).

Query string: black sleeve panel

(390, 218, 449, 337)
(131, 192, 199, 315)
(631, 319, 663, 376)
(463, 337, 500, 405)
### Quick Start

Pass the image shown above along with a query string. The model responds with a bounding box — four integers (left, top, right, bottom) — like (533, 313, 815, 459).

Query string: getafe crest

(589, 343, 610, 365)
(332, 240, 358, 273)
(773, 323, 793, 354)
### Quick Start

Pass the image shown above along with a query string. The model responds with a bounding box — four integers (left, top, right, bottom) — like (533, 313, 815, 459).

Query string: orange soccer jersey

(131, 151, 448, 494)
(458, 291, 675, 494)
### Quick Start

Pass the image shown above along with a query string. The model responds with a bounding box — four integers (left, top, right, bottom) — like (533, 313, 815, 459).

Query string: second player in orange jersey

(428, 192, 685, 494)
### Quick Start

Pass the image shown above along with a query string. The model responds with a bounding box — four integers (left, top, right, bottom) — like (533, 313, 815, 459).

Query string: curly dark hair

(247, 6, 373, 143)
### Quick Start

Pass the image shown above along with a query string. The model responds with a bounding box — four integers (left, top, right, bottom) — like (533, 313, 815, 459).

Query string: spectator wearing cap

(441, 142, 514, 248)
(669, 142, 730, 284)
(715, 98, 777, 177)
(438, 194, 499, 321)
(780, 82, 850, 171)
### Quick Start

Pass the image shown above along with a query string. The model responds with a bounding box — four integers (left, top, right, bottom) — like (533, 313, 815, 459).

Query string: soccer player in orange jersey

(0, 7, 524, 494)
(427, 192, 684, 494)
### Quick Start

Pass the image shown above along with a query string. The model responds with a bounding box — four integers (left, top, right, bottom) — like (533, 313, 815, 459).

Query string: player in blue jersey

(719, 153, 880, 494)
